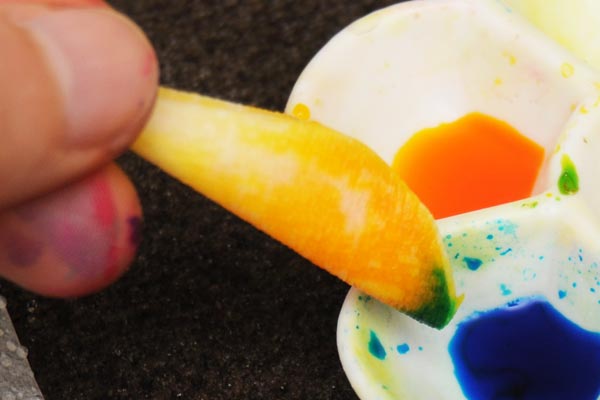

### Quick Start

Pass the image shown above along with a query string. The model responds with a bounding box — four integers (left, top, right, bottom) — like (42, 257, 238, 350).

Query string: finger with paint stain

(0, 164, 142, 297)
(0, 0, 156, 294)
(0, 0, 158, 209)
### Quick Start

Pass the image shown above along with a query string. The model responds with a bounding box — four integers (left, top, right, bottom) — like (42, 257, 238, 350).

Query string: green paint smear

(521, 200, 538, 208)
(558, 154, 579, 195)
(405, 267, 461, 329)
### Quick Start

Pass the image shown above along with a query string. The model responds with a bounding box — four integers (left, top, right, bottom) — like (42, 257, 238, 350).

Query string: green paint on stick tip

(406, 267, 461, 329)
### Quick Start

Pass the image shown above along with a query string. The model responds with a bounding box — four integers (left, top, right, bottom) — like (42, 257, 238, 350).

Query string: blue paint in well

(449, 297, 600, 399)
(464, 257, 483, 271)
(397, 343, 410, 355)
(368, 330, 386, 360)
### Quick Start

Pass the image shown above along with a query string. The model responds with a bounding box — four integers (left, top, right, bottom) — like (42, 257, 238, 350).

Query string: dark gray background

(6, 1, 405, 399)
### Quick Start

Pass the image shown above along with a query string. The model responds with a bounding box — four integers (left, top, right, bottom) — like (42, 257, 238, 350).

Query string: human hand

(0, 0, 158, 296)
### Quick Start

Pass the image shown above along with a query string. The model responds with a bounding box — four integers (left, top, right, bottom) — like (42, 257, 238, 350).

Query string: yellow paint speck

(494, 77, 503, 86)
(580, 105, 589, 114)
(570, 103, 577, 112)
(292, 103, 311, 121)
(561, 63, 575, 78)
(503, 51, 517, 65)
(553, 144, 561, 154)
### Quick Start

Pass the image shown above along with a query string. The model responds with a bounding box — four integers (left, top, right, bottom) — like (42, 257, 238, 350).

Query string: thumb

(0, 3, 158, 209)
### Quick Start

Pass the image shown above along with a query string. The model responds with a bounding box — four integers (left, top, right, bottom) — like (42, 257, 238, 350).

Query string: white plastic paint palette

(286, 0, 600, 398)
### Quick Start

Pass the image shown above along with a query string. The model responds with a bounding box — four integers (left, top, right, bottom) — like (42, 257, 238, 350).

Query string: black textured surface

(5, 1, 406, 399)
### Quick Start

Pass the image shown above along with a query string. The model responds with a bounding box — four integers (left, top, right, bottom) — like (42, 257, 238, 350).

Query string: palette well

(287, 0, 600, 398)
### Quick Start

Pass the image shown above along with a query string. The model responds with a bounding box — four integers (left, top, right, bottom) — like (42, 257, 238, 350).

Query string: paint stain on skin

(0, 229, 43, 268)
(141, 50, 156, 78)
(17, 174, 118, 279)
(59, 177, 117, 278)
(127, 216, 143, 247)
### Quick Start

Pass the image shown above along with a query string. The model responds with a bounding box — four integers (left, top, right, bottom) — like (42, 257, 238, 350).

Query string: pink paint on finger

(14, 167, 140, 285)
(141, 50, 157, 78)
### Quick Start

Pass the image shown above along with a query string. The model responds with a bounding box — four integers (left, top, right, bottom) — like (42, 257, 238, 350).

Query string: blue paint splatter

(558, 290, 567, 299)
(500, 248, 513, 256)
(397, 343, 410, 355)
(464, 257, 483, 271)
(500, 284, 512, 296)
(486, 234, 494, 240)
(497, 220, 517, 235)
(368, 330, 386, 360)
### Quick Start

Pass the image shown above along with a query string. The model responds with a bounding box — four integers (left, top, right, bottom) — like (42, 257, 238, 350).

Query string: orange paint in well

(392, 113, 545, 219)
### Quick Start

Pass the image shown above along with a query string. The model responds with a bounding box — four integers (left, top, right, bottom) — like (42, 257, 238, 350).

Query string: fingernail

(24, 8, 158, 147)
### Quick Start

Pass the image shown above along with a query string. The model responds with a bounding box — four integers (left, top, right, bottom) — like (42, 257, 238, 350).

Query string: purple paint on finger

(15, 174, 117, 278)
(0, 229, 43, 268)
(127, 216, 142, 248)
